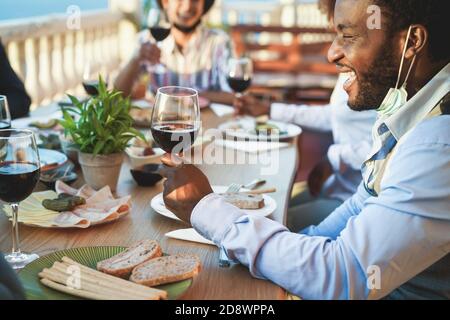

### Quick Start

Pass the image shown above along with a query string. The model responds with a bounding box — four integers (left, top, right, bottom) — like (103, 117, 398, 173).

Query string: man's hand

(233, 94, 271, 117)
(308, 157, 333, 197)
(158, 155, 213, 224)
(134, 42, 161, 65)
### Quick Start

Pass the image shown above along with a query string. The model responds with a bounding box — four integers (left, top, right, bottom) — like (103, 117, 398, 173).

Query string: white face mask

(377, 26, 417, 116)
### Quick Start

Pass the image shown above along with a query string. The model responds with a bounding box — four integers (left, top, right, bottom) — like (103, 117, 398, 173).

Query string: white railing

(0, 9, 129, 109)
(0, 0, 326, 109)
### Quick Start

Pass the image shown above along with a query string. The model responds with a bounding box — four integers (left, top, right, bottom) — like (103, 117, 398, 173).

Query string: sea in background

(0, 0, 109, 21)
(0, 0, 299, 21)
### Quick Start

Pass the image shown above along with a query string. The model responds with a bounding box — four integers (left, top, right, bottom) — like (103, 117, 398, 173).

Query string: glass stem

(10, 203, 21, 255)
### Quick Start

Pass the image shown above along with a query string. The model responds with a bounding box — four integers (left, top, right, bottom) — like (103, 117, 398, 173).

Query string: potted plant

(60, 76, 145, 191)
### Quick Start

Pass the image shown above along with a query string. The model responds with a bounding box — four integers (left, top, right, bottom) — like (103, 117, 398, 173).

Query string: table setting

(0, 72, 300, 300)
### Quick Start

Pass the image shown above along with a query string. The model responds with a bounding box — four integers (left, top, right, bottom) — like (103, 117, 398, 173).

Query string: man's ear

(404, 24, 428, 59)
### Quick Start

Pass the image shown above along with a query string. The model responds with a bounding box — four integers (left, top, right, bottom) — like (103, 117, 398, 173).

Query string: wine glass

(226, 57, 253, 99)
(82, 62, 108, 96)
(0, 95, 12, 130)
(0, 129, 40, 269)
(145, 2, 171, 73)
(150, 86, 200, 157)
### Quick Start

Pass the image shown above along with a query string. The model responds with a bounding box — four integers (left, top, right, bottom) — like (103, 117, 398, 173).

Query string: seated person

(0, 253, 25, 300)
(236, 74, 376, 232)
(0, 39, 31, 119)
(234, 0, 376, 232)
(115, 0, 233, 104)
(159, 0, 450, 299)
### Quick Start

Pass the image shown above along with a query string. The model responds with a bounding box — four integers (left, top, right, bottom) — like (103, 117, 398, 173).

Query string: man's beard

(173, 19, 202, 34)
(348, 42, 400, 111)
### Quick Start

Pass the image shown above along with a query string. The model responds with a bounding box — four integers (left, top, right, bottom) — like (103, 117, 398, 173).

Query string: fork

(225, 179, 266, 194)
(218, 179, 266, 267)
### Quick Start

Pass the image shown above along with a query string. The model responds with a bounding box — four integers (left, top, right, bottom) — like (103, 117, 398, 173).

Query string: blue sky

(0, 0, 109, 20)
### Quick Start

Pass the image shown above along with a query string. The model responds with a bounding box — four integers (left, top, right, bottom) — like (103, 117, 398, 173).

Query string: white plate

(38, 148, 68, 169)
(11, 112, 63, 129)
(151, 185, 277, 221)
(218, 117, 302, 141)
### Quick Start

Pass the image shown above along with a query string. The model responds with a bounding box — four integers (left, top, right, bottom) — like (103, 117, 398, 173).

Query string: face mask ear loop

(395, 26, 413, 89)
(402, 54, 416, 88)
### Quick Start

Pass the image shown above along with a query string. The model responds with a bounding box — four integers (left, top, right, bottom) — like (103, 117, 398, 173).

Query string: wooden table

(0, 107, 299, 300)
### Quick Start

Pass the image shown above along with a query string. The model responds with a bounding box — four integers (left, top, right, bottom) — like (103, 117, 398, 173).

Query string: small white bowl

(125, 146, 165, 168)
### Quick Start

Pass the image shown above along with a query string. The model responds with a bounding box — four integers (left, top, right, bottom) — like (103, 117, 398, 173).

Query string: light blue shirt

(191, 65, 450, 300)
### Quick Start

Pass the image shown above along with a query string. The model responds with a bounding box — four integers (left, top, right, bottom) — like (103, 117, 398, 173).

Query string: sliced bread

(222, 193, 265, 209)
(130, 254, 201, 287)
(97, 239, 162, 278)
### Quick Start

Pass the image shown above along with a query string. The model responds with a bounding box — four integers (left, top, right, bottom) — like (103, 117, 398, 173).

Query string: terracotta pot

(78, 152, 124, 191)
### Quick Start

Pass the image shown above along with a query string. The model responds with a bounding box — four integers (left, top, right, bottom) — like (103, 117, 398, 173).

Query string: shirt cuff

(270, 102, 300, 122)
(191, 193, 245, 245)
(327, 144, 342, 172)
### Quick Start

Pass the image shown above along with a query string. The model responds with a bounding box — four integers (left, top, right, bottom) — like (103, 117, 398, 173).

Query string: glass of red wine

(150, 86, 200, 157)
(226, 57, 253, 99)
(146, 3, 171, 73)
(0, 95, 12, 131)
(82, 62, 108, 96)
(0, 129, 40, 269)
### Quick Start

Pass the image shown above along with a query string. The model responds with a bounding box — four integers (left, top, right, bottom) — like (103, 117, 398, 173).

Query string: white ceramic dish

(125, 146, 165, 168)
(218, 117, 302, 141)
(151, 185, 277, 222)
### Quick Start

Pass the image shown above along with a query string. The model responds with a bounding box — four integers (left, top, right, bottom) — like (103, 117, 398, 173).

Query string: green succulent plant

(59, 76, 146, 156)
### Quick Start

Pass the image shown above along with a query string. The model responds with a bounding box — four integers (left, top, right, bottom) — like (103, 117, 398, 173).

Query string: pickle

(57, 193, 74, 199)
(42, 196, 86, 212)
(29, 119, 58, 129)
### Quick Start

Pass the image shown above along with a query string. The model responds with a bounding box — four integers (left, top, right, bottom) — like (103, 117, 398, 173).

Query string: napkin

(165, 228, 215, 245)
(214, 139, 290, 153)
(210, 103, 235, 117)
(2, 182, 131, 228)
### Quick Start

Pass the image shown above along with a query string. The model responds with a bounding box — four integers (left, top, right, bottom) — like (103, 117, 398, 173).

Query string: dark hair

(374, 0, 450, 62)
(156, 0, 215, 15)
(318, 0, 336, 21)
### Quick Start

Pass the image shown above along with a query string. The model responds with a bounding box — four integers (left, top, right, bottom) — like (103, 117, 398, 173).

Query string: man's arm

(114, 57, 142, 98)
(0, 40, 30, 119)
(192, 123, 450, 299)
(326, 140, 373, 172)
(270, 103, 333, 132)
(300, 182, 368, 238)
(114, 41, 160, 97)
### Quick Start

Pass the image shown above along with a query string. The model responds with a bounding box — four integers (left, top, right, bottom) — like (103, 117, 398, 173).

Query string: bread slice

(221, 193, 265, 209)
(97, 240, 162, 278)
(130, 254, 201, 287)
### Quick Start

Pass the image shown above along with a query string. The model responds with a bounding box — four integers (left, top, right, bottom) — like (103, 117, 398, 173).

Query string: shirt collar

(384, 62, 450, 141)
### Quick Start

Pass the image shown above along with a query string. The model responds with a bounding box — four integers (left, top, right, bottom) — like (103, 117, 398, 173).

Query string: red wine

(150, 27, 171, 42)
(151, 123, 198, 153)
(83, 80, 107, 96)
(0, 162, 40, 203)
(227, 77, 252, 93)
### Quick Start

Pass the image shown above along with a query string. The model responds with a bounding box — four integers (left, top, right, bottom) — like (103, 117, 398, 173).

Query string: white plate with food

(11, 113, 63, 130)
(2, 181, 131, 229)
(218, 117, 302, 141)
(38, 148, 68, 171)
(150, 185, 277, 221)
